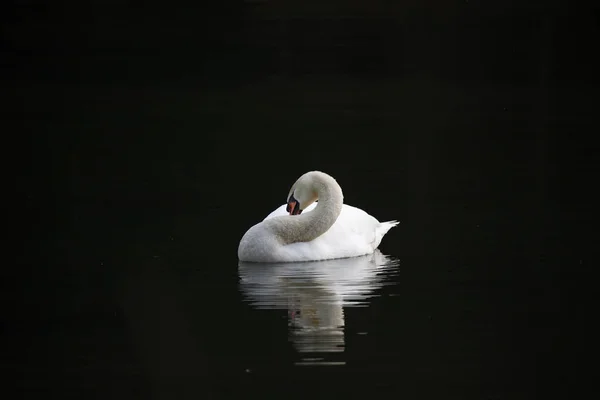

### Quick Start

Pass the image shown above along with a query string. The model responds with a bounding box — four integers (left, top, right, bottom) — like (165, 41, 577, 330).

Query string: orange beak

(287, 200, 297, 215)
(286, 194, 302, 215)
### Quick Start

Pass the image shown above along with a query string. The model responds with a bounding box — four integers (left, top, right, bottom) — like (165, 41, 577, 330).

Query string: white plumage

(261, 202, 398, 262)
(238, 171, 399, 263)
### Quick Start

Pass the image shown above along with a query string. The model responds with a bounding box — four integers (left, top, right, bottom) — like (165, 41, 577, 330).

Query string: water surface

(239, 250, 400, 366)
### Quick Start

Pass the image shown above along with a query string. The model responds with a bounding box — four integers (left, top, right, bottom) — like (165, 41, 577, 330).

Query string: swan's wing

(334, 206, 398, 249)
(262, 203, 395, 261)
(278, 205, 381, 261)
(326, 205, 381, 247)
(263, 204, 288, 220)
(266, 203, 380, 246)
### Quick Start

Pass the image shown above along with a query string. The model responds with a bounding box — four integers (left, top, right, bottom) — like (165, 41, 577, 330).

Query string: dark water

(11, 131, 590, 398)
(239, 251, 400, 365)
(8, 3, 596, 399)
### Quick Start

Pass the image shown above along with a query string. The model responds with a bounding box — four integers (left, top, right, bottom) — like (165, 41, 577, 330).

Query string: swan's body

(237, 171, 398, 263)
(259, 203, 398, 261)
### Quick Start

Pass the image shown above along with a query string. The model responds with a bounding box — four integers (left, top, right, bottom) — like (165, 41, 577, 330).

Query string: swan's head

(286, 173, 318, 215)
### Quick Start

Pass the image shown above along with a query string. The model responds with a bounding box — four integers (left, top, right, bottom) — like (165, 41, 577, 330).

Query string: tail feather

(372, 220, 400, 249)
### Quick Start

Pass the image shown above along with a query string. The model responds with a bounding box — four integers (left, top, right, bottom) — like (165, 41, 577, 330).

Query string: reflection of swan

(238, 171, 399, 262)
(285, 277, 346, 355)
(238, 250, 399, 359)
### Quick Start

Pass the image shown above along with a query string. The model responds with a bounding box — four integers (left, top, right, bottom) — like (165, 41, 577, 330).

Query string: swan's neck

(273, 173, 343, 244)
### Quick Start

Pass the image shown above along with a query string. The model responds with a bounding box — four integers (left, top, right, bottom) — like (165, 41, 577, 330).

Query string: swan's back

(264, 203, 398, 262)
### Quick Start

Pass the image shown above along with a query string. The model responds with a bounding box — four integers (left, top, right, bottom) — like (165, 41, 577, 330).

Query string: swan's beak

(286, 195, 303, 215)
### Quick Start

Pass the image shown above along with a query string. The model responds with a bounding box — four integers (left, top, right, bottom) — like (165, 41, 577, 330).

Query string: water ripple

(238, 250, 400, 365)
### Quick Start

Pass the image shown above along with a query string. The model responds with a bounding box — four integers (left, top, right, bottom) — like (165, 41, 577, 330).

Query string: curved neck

(271, 172, 344, 244)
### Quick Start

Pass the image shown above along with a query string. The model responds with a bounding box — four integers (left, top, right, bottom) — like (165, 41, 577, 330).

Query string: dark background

(5, 0, 597, 398)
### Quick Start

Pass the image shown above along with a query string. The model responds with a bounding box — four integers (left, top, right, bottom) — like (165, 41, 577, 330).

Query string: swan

(237, 171, 399, 262)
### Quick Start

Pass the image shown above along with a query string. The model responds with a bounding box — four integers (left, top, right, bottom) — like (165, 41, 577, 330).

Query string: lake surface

(9, 1, 598, 396)
(239, 251, 400, 366)
(11, 60, 593, 397)
(12, 141, 583, 399)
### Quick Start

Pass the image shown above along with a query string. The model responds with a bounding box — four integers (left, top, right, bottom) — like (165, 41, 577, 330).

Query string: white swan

(237, 171, 399, 262)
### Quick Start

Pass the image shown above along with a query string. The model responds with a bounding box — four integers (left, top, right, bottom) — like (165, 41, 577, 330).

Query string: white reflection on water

(238, 250, 400, 365)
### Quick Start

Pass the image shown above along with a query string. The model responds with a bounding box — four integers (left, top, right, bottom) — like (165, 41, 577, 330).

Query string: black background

(5, 0, 597, 398)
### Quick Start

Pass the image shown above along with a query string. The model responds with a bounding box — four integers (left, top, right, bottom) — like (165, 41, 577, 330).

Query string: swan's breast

(238, 223, 281, 262)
